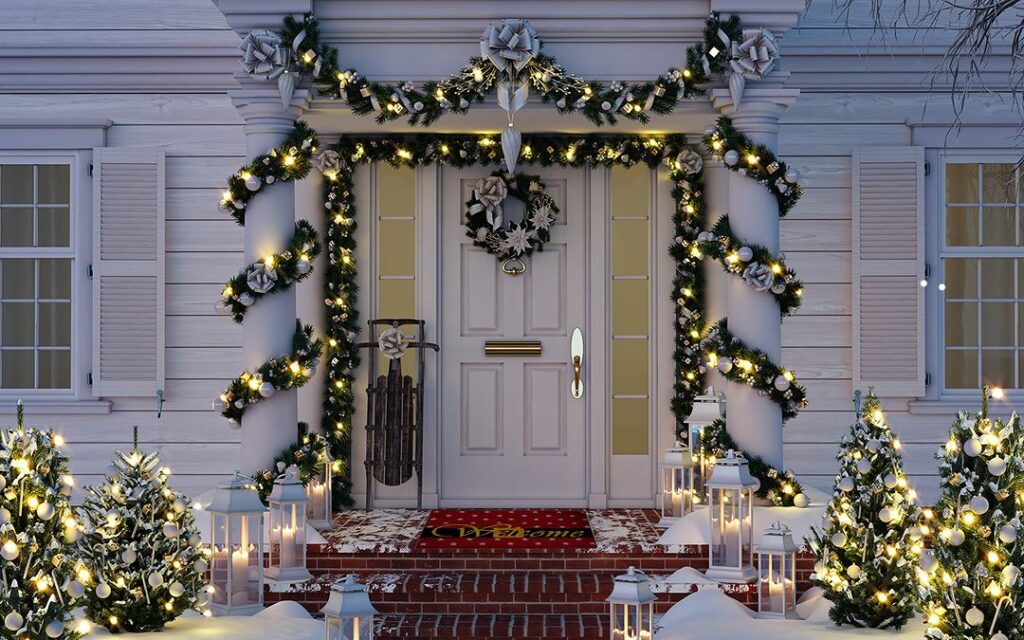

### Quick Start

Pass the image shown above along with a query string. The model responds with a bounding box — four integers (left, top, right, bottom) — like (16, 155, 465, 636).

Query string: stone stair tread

(375, 612, 607, 639)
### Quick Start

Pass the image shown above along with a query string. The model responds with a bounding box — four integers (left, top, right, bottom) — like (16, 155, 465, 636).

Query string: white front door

(439, 166, 588, 506)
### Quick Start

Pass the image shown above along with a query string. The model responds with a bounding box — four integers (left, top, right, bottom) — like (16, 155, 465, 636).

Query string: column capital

(212, 0, 312, 35)
(710, 77, 799, 140)
(229, 80, 312, 138)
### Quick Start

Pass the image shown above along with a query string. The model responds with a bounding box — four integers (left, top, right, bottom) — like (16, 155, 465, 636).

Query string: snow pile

(322, 508, 428, 553)
(85, 602, 323, 639)
(586, 509, 662, 552)
(657, 486, 830, 550)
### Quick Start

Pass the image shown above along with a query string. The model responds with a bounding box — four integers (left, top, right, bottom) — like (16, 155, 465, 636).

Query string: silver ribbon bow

(377, 327, 408, 360)
(741, 262, 776, 293)
(246, 263, 278, 294)
(470, 176, 508, 229)
(481, 19, 541, 73)
(675, 149, 703, 176)
(315, 150, 343, 177)
(239, 30, 288, 80)
(730, 28, 779, 80)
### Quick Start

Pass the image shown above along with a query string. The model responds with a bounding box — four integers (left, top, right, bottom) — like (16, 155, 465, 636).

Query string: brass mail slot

(484, 340, 542, 357)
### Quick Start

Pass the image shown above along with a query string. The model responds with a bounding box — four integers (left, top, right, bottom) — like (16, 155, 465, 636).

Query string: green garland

(251, 423, 331, 501)
(702, 319, 807, 421)
(698, 216, 803, 316)
(218, 122, 318, 226)
(215, 322, 323, 424)
(700, 418, 803, 506)
(273, 13, 743, 128)
(704, 116, 803, 216)
(219, 220, 322, 323)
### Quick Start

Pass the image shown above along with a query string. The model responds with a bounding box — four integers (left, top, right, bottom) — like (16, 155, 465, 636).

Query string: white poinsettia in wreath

(464, 172, 558, 262)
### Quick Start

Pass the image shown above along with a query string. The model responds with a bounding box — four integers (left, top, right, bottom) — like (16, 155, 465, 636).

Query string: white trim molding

(0, 119, 111, 150)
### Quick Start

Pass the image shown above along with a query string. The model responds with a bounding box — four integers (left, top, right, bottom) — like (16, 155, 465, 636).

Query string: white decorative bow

(730, 28, 779, 80)
(239, 30, 288, 79)
(470, 176, 509, 229)
(377, 327, 408, 360)
(481, 19, 541, 73)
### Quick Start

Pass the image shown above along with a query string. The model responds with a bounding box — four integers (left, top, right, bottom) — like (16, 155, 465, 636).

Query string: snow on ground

(585, 509, 663, 552)
(321, 508, 428, 553)
(85, 602, 324, 639)
(655, 587, 927, 640)
(657, 486, 830, 551)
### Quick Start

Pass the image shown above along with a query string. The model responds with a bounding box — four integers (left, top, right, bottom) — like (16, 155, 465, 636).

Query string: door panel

(440, 166, 587, 505)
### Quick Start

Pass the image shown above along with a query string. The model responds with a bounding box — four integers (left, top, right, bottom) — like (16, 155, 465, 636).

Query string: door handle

(570, 328, 584, 398)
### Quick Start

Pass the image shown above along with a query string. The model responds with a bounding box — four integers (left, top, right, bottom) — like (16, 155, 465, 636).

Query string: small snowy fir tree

(0, 401, 88, 640)
(808, 390, 919, 628)
(76, 428, 209, 632)
(922, 387, 1024, 640)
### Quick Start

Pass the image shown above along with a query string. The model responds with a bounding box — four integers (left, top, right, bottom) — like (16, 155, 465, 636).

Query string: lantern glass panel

(611, 602, 653, 640)
(325, 614, 373, 640)
(758, 552, 795, 617)
(210, 513, 262, 607)
(710, 487, 741, 567)
(661, 467, 693, 518)
(307, 475, 328, 521)
(270, 500, 307, 571)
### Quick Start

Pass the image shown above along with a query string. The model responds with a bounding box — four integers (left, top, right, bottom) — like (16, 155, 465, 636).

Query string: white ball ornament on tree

(121, 548, 137, 564)
(773, 375, 790, 391)
(162, 522, 179, 538)
(846, 564, 862, 579)
(737, 246, 754, 262)
(878, 507, 894, 523)
(949, 528, 966, 546)
(258, 381, 275, 398)
(44, 619, 64, 638)
(1, 540, 19, 561)
(147, 572, 164, 588)
(837, 476, 855, 492)
(963, 437, 982, 457)
(784, 168, 800, 184)
(718, 357, 733, 374)
(36, 501, 54, 521)
(965, 607, 985, 627)
(865, 439, 880, 453)
(969, 495, 990, 515)
(831, 531, 847, 547)
(1000, 524, 1018, 544)
(243, 174, 261, 191)
(883, 473, 898, 489)
(856, 458, 872, 474)
(66, 580, 86, 598)
(1002, 564, 1021, 585)
(723, 150, 739, 166)
(4, 612, 23, 631)
(95, 582, 112, 599)
(169, 581, 185, 598)
(989, 456, 1007, 476)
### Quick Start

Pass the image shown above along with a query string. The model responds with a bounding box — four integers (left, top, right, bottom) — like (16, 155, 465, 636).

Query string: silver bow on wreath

(741, 262, 775, 293)
(246, 263, 279, 294)
(470, 176, 509, 229)
(675, 149, 703, 176)
(377, 327, 408, 360)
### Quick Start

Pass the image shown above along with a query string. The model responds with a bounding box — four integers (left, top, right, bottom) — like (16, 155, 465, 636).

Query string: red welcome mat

(415, 508, 596, 551)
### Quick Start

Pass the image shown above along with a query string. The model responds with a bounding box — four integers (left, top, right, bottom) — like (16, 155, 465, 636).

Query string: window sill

(908, 398, 1017, 416)
(0, 399, 111, 415)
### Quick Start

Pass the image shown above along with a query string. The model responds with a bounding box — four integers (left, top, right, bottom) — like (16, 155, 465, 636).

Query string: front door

(439, 166, 588, 506)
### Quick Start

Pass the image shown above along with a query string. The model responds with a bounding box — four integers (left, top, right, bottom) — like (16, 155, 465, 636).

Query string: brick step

(374, 612, 607, 640)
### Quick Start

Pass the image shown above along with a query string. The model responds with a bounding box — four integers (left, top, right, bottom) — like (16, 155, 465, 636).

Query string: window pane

(946, 207, 979, 246)
(982, 207, 1015, 246)
(981, 258, 1015, 298)
(37, 207, 69, 248)
(2, 303, 33, 347)
(946, 349, 978, 389)
(944, 258, 978, 298)
(1, 259, 34, 300)
(36, 165, 69, 205)
(981, 302, 1015, 346)
(1, 208, 33, 247)
(982, 163, 1015, 203)
(0, 166, 33, 204)
(946, 163, 978, 203)
(38, 303, 70, 347)
(982, 350, 1015, 388)
(1, 350, 33, 389)
(945, 301, 978, 346)
(38, 259, 70, 299)
(37, 350, 69, 389)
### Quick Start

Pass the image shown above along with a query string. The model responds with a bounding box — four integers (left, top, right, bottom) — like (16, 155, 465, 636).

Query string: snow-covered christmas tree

(0, 401, 87, 639)
(75, 428, 210, 632)
(922, 387, 1024, 640)
(808, 390, 919, 629)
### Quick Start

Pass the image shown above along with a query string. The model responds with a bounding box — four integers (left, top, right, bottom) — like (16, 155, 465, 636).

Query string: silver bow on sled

(377, 327, 408, 360)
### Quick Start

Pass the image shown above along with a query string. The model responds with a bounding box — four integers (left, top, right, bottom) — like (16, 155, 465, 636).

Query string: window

(0, 163, 72, 391)
(942, 161, 1023, 391)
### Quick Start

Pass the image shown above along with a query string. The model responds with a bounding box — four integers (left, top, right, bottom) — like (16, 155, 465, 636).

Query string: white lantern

(705, 450, 758, 583)
(756, 522, 798, 618)
(208, 473, 267, 615)
(321, 574, 378, 640)
(606, 566, 656, 640)
(306, 448, 334, 530)
(684, 387, 726, 496)
(266, 464, 312, 582)
(658, 442, 696, 527)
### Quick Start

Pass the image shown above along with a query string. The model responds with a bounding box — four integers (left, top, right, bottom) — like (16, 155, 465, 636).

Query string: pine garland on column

(75, 428, 209, 632)
(922, 387, 1023, 640)
(808, 390, 920, 629)
(0, 401, 86, 639)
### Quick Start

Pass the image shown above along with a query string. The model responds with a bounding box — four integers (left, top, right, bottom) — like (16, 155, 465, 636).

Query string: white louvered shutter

(852, 146, 925, 397)
(91, 147, 165, 397)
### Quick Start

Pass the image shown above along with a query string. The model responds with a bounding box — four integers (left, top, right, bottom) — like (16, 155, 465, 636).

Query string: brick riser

(265, 545, 816, 638)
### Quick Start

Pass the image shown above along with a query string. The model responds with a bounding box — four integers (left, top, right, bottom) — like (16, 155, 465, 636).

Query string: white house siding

(0, 0, 1017, 505)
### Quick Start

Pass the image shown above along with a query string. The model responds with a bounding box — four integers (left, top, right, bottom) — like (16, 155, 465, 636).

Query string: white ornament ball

(212, 398, 226, 412)
(244, 174, 261, 191)
(718, 358, 733, 374)
(908, 525, 923, 540)
(0, 507, 9, 524)
(988, 457, 1008, 476)
(44, 620, 64, 638)
(148, 573, 164, 588)
(949, 528, 966, 547)
(96, 582, 112, 599)
(964, 437, 982, 457)
(723, 150, 739, 166)
(296, 260, 311, 275)
(173, 499, 186, 513)
(1002, 564, 1021, 585)
(846, 564, 861, 579)
(66, 580, 85, 598)
(197, 592, 210, 607)
(163, 522, 179, 538)
(969, 495, 990, 515)
(965, 607, 985, 627)
(920, 549, 938, 573)
(36, 501, 54, 521)
(878, 507, 894, 523)
(856, 458, 872, 474)
(831, 532, 847, 547)
(737, 246, 754, 262)
(4, 612, 22, 631)
(189, 534, 202, 547)
(784, 168, 800, 184)
(258, 382, 275, 398)
(773, 375, 790, 392)
(194, 559, 208, 573)
(838, 477, 855, 492)
(0, 476, 5, 490)
(865, 439, 881, 453)
(169, 581, 185, 598)
(238, 292, 255, 306)
(999, 524, 1018, 544)
(793, 493, 809, 508)
(121, 549, 137, 564)
(992, 633, 1009, 640)
(883, 473, 898, 489)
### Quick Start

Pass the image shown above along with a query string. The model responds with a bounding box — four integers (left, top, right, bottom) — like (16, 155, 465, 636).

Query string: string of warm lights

(251, 424, 332, 501)
(808, 391, 920, 629)
(700, 418, 803, 505)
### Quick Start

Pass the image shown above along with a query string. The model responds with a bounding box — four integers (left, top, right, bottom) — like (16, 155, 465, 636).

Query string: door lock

(570, 328, 584, 398)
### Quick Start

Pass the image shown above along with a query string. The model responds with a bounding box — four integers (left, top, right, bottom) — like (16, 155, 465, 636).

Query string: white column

(230, 87, 311, 475)
(702, 157, 730, 395)
(712, 86, 798, 470)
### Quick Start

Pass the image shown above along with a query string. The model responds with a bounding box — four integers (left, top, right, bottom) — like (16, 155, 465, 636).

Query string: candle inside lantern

(671, 489, 683, 517)
(231, 548, 249, 602)
(280, 526, 296, 567)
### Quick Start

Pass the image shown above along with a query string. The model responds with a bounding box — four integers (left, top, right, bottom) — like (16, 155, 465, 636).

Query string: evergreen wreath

(463, 172, 558, 261)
